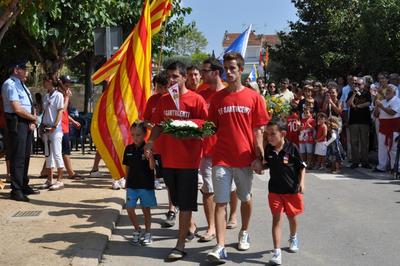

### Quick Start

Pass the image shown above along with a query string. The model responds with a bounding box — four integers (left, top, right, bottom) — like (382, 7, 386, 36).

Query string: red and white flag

(168, 83, 180, 110)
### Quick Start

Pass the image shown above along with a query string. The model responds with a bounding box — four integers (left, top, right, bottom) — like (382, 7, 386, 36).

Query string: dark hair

(131, 120, 147, 134)
(166, 61, 187, 76)
(223, 52, 245, 69)
(267, 118, 287, 131)
(43, 73, 60, 87)
(187, 65, 200, 72)
(153, 71, 168, 86)
(203, 58, 224, 77)
(317, 112, 327, 120)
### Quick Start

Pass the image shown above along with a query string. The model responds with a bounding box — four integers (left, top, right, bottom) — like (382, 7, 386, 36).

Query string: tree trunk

(0, 1, 20, 44)
(84, 53, 95, 114)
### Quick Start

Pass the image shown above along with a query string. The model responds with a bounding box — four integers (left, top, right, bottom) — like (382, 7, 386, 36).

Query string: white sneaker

(49, 181, 64, 191)
(89, 171, 102, 177)
(141, 232, 152, 246)
(154, 179, 162, 190)
(238, 230, 250, 251)
(269, 250, 282, 265)
(112, 180, 121, 190)
(38, 180, 53, 189)
(288, 236, 299, 253)
(207, 245, 227, 263)
(118, 177, 126, 189)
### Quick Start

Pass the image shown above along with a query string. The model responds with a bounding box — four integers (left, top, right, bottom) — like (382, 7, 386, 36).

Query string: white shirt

(42, 90, 64, 132)
(279, 89, 294, 103)
(379, 96, 400, 119)
(339, 85, 351, 111)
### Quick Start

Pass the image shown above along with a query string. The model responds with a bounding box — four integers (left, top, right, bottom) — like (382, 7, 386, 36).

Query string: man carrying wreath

(145, 61, 208, 261)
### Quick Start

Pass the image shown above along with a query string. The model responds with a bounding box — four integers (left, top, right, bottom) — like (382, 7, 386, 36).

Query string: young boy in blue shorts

(123, 120, 156, 246)
(264, 119, 306, 265)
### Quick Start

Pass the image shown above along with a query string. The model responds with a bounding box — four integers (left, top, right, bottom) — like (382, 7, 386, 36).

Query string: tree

(271, 0, 400, 81)
(0, 0, 193, 112)
(170, 26, 207, 56)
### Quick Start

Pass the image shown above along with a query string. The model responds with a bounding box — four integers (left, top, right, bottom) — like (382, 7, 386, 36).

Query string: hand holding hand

(251, 158, 264, 175)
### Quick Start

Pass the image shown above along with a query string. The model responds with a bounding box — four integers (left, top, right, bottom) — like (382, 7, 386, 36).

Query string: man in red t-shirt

(146, 61, 208, 260)
(206, 52, 269, 263)
(197, 58, 238, 243)
(186, 65, 201, 91)
(143, 72, 179, 227)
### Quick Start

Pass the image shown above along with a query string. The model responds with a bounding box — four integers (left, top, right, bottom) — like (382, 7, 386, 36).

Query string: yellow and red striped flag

(91, 0, 171, 179)
(91, 0, 172, 85)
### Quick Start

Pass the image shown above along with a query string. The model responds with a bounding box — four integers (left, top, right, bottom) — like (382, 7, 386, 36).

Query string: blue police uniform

(1, 71, 36, 200)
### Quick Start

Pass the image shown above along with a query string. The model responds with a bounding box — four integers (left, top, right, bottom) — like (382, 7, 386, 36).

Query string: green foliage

(170, 26, 208, 56)
(0, 0, 193, 73)
(272, 0, 400, 81)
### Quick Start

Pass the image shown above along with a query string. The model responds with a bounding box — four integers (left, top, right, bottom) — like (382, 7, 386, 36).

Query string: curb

(71, 190, 124, 266)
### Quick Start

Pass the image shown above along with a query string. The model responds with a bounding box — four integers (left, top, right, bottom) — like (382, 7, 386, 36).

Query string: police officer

(1, 60, 39, 201)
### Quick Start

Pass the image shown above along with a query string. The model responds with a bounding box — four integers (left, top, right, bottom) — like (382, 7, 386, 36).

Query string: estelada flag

(168, 83, 180, 110)
(91, 0, 172, 85)
(91, 0, 172, 180)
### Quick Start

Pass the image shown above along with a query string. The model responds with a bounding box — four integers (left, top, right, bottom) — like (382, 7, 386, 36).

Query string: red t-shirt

(316, 123, 327, 142)
(143, 93, 164, 154)
(152, 90, 208, 169)
(61, 109, 69, 134)
(208, 87, 269, 167)
(198, 86, 222, 157)
(286, 113, 300, 146)
(299, 117, 315, 144)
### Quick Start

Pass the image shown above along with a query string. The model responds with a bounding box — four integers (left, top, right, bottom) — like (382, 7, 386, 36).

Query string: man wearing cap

(1, 60, 39, 201)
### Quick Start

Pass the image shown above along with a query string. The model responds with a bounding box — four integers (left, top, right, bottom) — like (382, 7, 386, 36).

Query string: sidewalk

(0, 152, 125, 266)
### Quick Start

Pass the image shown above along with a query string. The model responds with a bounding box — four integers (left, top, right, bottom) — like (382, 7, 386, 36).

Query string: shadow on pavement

(29, 231, 106, 258)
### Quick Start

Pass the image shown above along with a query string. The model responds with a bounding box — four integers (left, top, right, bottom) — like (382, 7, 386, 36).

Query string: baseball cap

(60, 75, 73, 84)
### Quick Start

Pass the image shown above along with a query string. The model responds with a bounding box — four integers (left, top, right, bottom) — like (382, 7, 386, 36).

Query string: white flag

(168, 83, 180, 110)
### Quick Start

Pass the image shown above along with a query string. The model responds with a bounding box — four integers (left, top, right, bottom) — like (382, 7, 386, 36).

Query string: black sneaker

(350, 163, 359, 169)
(373, 167, 385, 173)
(361, 163, 372, 169)
(163, 211, 176, 228)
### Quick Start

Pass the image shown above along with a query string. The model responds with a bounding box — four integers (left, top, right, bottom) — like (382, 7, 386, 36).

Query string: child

(326, 116, 346, 174)
(299, 108, 315, 168)
(264, 119, 306, 265)
(314, 112, 328, 170)
(123, 120, 157, 246)
(286, 109, 300, 149)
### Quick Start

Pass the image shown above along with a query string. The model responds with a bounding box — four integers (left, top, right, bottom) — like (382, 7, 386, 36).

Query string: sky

(182, 0, 298, 55)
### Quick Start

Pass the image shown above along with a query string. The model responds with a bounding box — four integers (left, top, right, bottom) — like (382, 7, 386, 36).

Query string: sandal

(166, 248, 186, 260)
(226, 221, 237, 229)
(199, 233, 216, 242)
(70, 174, 84, 180)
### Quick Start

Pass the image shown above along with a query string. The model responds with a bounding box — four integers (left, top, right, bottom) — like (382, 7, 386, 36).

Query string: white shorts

(212, 166, 252, 203)
(299, 143, 314, 154)
(43, 131, 64, 169)
(200, 157, 236, 194)
(314, 141, 327, 156)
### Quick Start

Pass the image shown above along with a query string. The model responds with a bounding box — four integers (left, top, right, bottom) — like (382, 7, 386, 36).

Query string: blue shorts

(126, 188, 157, 208)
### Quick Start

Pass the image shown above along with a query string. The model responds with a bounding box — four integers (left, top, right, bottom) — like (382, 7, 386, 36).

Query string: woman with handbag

(39, 74, 65, 190)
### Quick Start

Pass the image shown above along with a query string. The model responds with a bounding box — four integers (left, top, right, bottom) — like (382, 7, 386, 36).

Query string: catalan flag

(91, 0, 172, 179)
(91, 0, 172, 85)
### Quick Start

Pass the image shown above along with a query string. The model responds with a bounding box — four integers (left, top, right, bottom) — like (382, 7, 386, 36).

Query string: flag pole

(157, 17, 169, 74)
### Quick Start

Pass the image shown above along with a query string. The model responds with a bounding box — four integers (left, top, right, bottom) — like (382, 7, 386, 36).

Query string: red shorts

(268, 193, 304, 217)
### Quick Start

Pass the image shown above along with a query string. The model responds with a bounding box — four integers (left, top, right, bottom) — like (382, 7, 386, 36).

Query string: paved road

(100, 167, 400, 266)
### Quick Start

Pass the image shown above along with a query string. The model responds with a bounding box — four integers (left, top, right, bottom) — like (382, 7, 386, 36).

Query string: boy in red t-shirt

(146, 61, 208, 261)
(286, 109, 300, 149)
(314, 112, 328, 170)
(299, 108, 315, 168)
